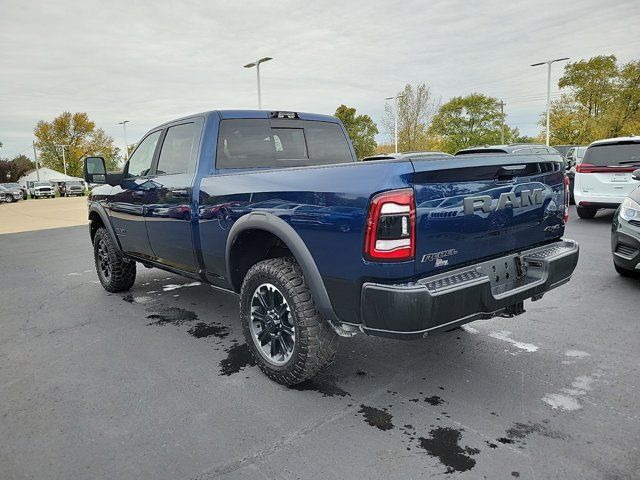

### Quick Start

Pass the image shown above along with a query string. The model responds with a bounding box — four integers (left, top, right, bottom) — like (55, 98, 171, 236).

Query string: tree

(546, 55, 640, 142)
(334, 105, 378, 159)
(428, 93, 516, 153)
(0, 154, 35, 182)
(34, 112, 120, 177)
(382, 84, 440, 151)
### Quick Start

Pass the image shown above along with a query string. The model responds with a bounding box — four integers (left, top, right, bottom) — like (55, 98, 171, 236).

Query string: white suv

(574, 137, 640, 219)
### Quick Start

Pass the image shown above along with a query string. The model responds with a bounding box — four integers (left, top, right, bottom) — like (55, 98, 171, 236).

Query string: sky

(1, 0, 639, 159)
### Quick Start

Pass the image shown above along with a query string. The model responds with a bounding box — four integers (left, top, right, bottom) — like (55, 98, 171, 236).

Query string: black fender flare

(89, 202, 123, 255)
(225, 212, 352, 335)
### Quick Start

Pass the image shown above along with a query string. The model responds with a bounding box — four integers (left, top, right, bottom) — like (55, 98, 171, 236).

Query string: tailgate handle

(496, 164, 527, 181)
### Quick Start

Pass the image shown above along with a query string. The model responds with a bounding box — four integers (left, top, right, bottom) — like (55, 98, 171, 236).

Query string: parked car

(455, 144, 560, 156)
(0, 187, 6, 203)
(83, 109, 578, 385)
(1, 182, 28, 200)
(574, 137, 640, 219)
(58, 181, 85, 197)
(0, 184, 23, 202)
(361, 151, 452, 161)
(564, 146, 587, 204)
(28, 181, 55, 199)
(553, 145, 577, 158)
(611, 169, 640, 276)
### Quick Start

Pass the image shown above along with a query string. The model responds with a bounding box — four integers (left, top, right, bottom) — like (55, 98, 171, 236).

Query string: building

(18, 167, 86, 191)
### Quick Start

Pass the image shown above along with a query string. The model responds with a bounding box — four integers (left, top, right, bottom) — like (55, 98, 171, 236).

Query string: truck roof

(156, 110, 340, 128)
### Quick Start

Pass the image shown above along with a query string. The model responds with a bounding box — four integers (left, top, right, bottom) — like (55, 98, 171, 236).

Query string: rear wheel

(576, 206, 597, 219)
(240, 258, 338, 385)
(93, 227, 136, 292)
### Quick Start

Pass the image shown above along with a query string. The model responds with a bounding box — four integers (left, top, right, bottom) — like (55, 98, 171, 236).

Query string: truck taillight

(563, 175, 570, 224)
(364, 188, 415, 261)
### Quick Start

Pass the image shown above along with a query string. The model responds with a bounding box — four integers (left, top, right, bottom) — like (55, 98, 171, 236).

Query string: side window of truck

(127, 130, 162, 177)
(156, 122, 199, 175)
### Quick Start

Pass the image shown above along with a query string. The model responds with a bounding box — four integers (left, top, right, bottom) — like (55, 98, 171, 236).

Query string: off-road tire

(93, 227, 136, 292)
(576, 206, 597, 219)
(240, 257, 338, 385)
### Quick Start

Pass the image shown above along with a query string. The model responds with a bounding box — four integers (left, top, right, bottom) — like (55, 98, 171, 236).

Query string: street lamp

(55, 144, 69, 176)
(531, 57, 569, 146)
(244, 57, 273, 109)
(118, 120, 130, 160)
(385, 94, 405, 154)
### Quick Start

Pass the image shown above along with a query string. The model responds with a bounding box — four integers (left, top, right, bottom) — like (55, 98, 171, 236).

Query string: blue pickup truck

(83, 110, 579, 385)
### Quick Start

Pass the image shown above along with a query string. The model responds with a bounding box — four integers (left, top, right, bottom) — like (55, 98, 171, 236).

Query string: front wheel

(93, 227, 136, 292)
(240, 258, 338, 385)
(576, 206, 597, 219)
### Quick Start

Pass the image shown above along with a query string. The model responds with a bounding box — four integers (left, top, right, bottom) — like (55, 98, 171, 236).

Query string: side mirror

(83, 156, 123, 186)
(633, 169, 640, 181)
(84, 156, 107, 184)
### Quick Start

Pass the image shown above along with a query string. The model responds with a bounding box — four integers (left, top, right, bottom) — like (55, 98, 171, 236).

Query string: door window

(127, 130, 161, 177)
(156, 122, 200, 175)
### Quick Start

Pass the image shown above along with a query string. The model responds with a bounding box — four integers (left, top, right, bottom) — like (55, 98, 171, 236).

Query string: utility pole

(55, 144, 69, 176)
(385, 94, 406, 154)
(32, 141, 40, 181)
(498, 100, 506, 144)
(531, 57, 569, 146)
(118, 120, 130, 161)
(244, 57, 273, 109)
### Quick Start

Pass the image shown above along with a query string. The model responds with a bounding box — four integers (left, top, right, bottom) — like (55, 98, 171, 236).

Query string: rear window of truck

(216, 119, 352, 169)
(583, 142, 640, 167)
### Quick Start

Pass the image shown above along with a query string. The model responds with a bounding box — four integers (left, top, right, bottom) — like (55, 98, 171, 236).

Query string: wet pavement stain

(503, 421, 569, 443)
(497, 437, 515, 444)
(289, 373, 350, 397)
(187, 322, 230, 339)
(417, 427, 479, 474)
(358, 405, 394, 431)
(424, 395, 445, 406)
(146, 307, 198, 326)
(219, 343, 256, 376)
(511, 472, 520, 478)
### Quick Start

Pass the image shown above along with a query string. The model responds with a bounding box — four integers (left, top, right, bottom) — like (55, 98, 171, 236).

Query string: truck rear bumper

(360, 239, 579, 339)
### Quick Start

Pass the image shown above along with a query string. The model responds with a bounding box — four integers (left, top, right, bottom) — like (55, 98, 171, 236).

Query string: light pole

(531, 57, 569, 146)
(385, 94, 405, 154)
(55, 144, 69, 176)
(244, 57, 273, 109)
(498, 100, 506, 144)
(118, 120, 130, 160)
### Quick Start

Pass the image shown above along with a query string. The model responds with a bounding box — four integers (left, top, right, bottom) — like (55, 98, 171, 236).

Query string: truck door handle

(170, 189, 189, 198)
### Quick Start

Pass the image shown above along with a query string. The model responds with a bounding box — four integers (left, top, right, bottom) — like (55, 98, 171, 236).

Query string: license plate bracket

(611, 173, 629, 183)
(485, 255, 525, 289)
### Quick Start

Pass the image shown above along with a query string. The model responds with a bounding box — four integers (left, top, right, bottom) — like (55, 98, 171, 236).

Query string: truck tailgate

(411, 155, 566, 277)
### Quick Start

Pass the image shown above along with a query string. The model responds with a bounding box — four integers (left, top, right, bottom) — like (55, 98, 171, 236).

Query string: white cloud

(1, 0, 639, 157)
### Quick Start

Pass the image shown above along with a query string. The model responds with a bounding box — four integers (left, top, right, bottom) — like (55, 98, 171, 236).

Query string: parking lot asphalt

(0, 196, 87, 235)
(1, 206, 638, 480)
